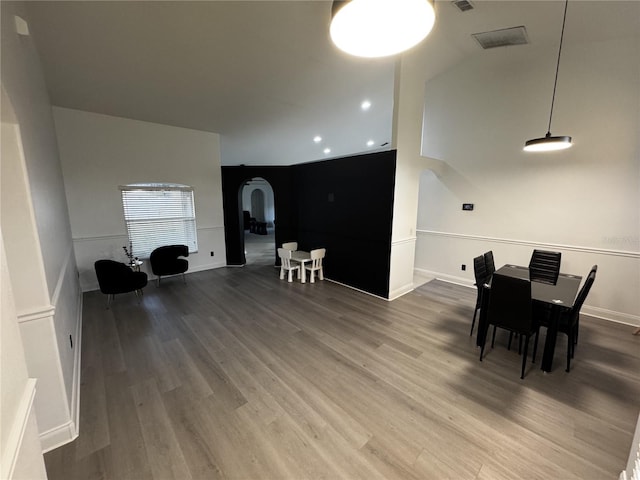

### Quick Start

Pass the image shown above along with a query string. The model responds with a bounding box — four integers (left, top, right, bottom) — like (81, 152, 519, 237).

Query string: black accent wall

(221, 150, 397, 298)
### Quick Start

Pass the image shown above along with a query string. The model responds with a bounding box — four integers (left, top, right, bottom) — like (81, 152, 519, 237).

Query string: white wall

(53, 107, 227, 291)
(0, 235, 47, 479)
(2, 0, 82, 458)
(415, 34, 640, 325)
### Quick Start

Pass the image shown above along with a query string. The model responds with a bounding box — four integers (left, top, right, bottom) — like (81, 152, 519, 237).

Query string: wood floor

(44, 264, 640, 480)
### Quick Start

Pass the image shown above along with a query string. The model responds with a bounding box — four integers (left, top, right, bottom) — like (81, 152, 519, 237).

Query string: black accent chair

(529, 249, 562, 285)
(535, 265, 597, 372)
(94, 260, 148, 308)
(150, 245, 189, 286)
(483, 250, 496, 278)
(480, 273, 540, 379)
(471, 255, 489, 336)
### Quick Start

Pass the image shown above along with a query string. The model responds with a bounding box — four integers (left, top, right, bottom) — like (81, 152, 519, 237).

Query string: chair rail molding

(417, 230, 640, 259)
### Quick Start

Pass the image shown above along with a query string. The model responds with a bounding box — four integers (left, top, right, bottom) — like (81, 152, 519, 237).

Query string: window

(120, 183, 197, 258)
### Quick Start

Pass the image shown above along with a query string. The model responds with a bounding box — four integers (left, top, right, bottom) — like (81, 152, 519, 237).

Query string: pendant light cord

(547, 0, 569, 136)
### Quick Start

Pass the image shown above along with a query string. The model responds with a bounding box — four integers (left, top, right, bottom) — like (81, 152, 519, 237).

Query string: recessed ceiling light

(361, 100, 371, 111)
(313, 135, 322, 143)
(366, 140, 375, 147)
(323, 148, 331, 154)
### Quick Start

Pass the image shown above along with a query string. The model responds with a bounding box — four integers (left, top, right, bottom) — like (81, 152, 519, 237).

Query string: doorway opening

(241, 177, 275, 265)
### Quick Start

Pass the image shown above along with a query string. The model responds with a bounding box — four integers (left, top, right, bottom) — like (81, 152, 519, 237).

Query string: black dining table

(476, 264, 583, 372)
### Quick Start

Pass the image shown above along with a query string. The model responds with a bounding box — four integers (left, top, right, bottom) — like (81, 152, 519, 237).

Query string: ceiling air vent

(452, 0, 474, 12)
(472, 26, 529, 49)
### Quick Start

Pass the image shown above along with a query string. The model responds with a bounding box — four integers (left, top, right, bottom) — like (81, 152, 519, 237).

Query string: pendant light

(524, 0, 572, 152)
(330, 0, 436, 58)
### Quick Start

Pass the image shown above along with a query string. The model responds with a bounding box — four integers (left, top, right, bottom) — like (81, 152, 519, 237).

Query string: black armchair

(94, 260, 148, 308)
(149, 245, 189, 286)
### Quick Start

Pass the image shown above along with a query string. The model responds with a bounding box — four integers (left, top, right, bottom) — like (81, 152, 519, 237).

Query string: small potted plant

(123, 242, 139, 269)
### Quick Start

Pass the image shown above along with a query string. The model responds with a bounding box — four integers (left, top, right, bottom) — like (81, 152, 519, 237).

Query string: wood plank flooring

(44, 264, 640, 479)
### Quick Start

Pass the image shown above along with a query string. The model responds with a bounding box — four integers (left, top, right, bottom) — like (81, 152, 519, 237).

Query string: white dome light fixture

(330, 0, 436, 58)
(524, 0, 573, 153)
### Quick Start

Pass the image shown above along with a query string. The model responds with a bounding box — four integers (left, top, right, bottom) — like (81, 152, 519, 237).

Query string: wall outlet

(461, 264, 466, 271)
(210, 251, 214, 256)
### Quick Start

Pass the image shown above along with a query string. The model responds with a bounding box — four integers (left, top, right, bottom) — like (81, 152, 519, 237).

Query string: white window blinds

(120, 183, 198, 258)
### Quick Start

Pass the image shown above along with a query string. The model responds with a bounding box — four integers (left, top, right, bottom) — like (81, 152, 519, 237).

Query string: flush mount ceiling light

(330, 0, 436, 58)
(524, 0, 572, 152)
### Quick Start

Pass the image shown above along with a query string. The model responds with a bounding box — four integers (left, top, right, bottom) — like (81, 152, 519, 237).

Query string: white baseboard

(70, 289, 83, 445)
(1, 379, 37, 479)
(581, 305, 640, 327)
(388, 282, 415, 301)
(414, 268, 473, 288)
(40, 420, 78, 453)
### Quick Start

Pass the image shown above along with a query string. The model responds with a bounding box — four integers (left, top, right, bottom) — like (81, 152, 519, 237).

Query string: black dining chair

(535, 265, 597, 372)
(483, 250, 496, 277)
(529, 249, 562, 285)
(479, 273, 540, 379)
(573, 265, 597, 345)
(471, 255, 489, 336)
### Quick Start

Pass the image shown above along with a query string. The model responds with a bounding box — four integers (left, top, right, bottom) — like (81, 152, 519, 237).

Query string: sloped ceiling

(24, 1, 639, 166)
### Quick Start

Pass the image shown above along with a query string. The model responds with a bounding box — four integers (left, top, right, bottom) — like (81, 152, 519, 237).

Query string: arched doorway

(241, 177, 275, 265)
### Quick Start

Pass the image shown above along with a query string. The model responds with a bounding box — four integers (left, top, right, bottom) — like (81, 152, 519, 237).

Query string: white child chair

(305, 248, 326, 283)
(282, 242, 298, 251)
(277, 248, 300, 283)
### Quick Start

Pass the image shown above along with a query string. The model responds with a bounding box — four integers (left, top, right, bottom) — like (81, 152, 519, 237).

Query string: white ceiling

(25, 1, 639, 166)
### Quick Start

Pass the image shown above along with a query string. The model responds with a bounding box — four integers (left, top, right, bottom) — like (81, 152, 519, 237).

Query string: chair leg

(318, 267, 324, 280)
(521, 334, 530, 379)
(280, 267, 285, 280)
(470, 308, 478, 336)
(288, 269, 293, 282)
(156, 276, 161, 287)
(491, 325, 497, 348)
(532, 329, 540, 363)
(310, 269, 315, 283)
(566, 328, 573, 372)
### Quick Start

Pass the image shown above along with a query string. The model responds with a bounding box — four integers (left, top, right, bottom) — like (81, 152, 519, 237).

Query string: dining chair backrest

(282, 242, 298, 251)
(529, 249, 562, 285)
(309, 248, 326, 268)
(569, 267, 596, 319)
(278, 247, 294, 267)
(473, 255, 488, 286)
(487, 273, 533, 333)
(483, 251, 496, 277)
